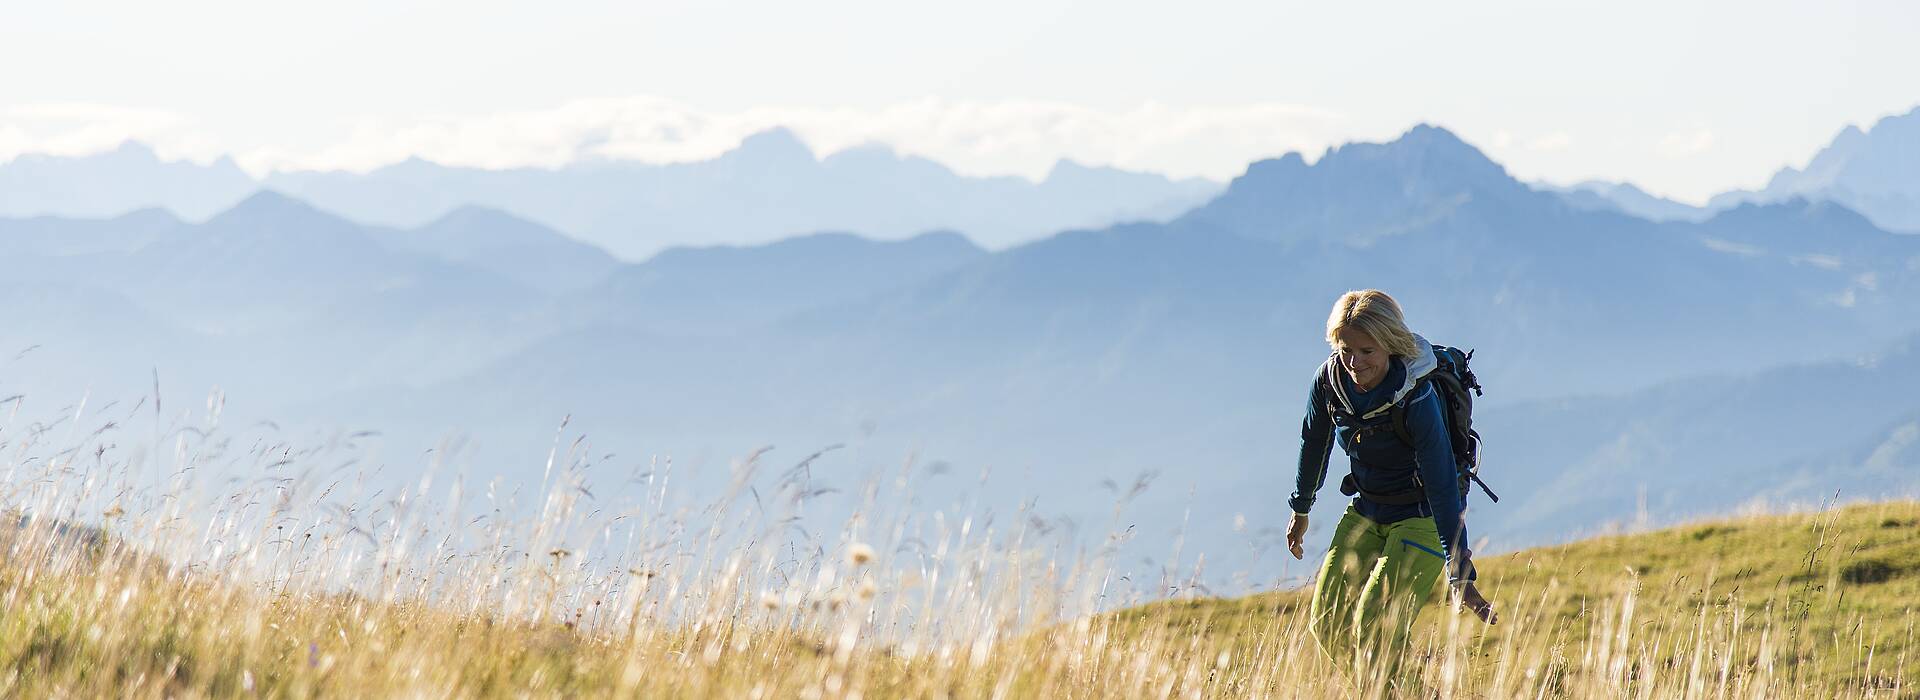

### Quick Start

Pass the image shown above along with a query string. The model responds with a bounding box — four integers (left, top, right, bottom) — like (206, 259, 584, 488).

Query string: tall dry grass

(0, 397, 1912, 697)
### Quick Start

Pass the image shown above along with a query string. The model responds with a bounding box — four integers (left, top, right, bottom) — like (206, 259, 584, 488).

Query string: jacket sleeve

(1406, 383, 1475, 582)
(1289, 370, 1336, 515)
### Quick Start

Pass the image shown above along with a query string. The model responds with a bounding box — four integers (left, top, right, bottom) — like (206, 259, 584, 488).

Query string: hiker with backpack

(1286, 289, 1497, 671)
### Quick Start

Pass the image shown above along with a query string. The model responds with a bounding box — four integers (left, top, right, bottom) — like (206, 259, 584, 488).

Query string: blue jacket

(1290, 333, 1475, 581)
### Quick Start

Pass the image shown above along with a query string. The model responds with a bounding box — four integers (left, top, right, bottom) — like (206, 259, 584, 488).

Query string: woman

(1286, 289, 1496, 670)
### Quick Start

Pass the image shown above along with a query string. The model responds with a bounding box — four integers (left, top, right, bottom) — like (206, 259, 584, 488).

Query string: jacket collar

(1324, 333, 1437, 419)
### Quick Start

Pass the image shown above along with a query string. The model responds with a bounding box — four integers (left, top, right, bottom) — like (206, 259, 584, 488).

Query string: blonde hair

(1326, 289, 1420, 358)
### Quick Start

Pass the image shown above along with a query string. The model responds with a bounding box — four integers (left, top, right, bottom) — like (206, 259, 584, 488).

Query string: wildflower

(847, 542, 875, 567)
(857, 576, 877, 601)
(760, 592, 782, 611)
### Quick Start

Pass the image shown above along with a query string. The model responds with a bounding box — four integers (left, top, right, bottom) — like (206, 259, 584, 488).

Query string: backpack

(1321, 344, 1500, 505)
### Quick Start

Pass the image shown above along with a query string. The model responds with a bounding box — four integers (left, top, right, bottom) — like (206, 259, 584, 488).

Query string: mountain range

(0, 142, 256, 221)
(12, 106, 1920, 256)
(1538, 180, 1710, 222)
(1560, 104, 1920, 233)
(4, 122, 1919, 585)
(0, 130, 1221, 258)
(1711, 105, 1920, 233)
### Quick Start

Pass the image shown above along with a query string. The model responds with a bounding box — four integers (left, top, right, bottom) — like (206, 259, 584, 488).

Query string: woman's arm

(1290, 370, 1336, 517)
(1286, 371, 1336, 560)
(1405, 383, 1473, 582)
(1408, 381, 1496, 624)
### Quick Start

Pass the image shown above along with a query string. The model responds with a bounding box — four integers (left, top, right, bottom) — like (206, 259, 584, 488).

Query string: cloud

(1, 97, 1358, 181)
(1701, 237, 1763, 257)
(1656, 128, 1715, 157)
(0, 103, 211, 162)
(770, 98, 1352, 181)
(1527, 132, 1572, 152)
(271, 97, 1356, 181)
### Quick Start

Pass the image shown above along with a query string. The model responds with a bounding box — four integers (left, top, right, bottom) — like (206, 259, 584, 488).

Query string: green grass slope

(1110, 501, 1920, 696)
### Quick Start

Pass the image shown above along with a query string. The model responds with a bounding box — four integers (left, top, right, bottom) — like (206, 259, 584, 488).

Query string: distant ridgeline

(0, 130, 1221, 257)
(1543, 104, 1920, 233)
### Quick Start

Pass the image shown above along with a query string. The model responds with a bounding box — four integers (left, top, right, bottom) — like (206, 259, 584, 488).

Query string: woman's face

(1334, 327, 1390, 390)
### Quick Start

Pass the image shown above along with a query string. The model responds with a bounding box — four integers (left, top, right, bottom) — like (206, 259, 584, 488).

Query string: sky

(2, 0, 1917, 204)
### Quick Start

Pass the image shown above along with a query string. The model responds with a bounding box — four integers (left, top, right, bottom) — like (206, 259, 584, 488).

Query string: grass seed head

(847, 543, 875, 567)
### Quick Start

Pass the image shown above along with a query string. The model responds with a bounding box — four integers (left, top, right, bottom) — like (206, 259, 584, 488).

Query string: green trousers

(1307, 504, 1447, 673)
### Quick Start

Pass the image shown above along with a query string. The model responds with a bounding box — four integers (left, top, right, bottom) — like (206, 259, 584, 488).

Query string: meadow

(0, 415, 1913, 698)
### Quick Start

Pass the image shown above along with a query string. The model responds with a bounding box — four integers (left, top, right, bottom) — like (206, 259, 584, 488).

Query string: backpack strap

(1387, 378, 1425, 446)
(1319, 354, 1355, 417)
(1323, 354, 1499, 505)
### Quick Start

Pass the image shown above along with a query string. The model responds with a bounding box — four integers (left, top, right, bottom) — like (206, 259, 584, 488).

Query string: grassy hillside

(0, 436, 1914, 700)
(1111, 501, 1920, 696)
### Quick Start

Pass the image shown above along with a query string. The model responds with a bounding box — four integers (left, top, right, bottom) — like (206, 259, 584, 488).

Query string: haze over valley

(6, 108, 1920, 584)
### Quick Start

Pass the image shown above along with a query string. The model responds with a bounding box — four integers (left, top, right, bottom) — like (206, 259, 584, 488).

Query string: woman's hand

(1455, 581, 1497, 625)
(1286, 513, 1309, 559)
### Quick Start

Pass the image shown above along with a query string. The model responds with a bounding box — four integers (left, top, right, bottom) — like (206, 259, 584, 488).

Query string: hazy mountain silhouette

(1540, 180, 1710, 222)
(393, 206, 621, 295)
(1150, 125, 1910, 396)
(1483, 331, 1920, 546)
(112, 191, 525, 333)
(354, 123, 1920, 442)
(0, 192, 991, 415)
(1710, 105, 1920, 232)
(0, 207, 182, 259)
(0, 193, 577, 402)
(0, 142, 255, 220)
(1184, 124, 1537, 248)
(4, 131, 1218, 258)
(563, 230, 985, 334)
(263, 128, 1221, 257)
